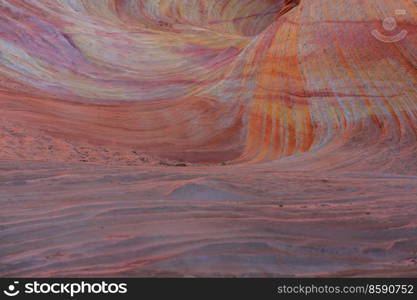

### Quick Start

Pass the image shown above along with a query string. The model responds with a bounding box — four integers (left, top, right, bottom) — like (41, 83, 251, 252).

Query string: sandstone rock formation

(1, 0, 416, 277)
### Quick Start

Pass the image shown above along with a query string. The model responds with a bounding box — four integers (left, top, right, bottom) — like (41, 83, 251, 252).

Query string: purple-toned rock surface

(0, 0, 416, 277)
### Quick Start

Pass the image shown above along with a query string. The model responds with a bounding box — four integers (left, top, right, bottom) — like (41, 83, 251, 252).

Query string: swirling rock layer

(0, 0, 416, 277)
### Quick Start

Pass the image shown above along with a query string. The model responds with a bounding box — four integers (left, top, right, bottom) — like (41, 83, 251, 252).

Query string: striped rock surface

(0, 0, 416, 277)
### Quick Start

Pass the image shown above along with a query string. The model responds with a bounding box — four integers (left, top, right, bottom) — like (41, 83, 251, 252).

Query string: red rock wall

(1, 0, 416, 277)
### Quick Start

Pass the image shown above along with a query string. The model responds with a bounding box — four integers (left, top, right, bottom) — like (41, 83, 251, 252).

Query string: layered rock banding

(1, 0, 416, 277)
